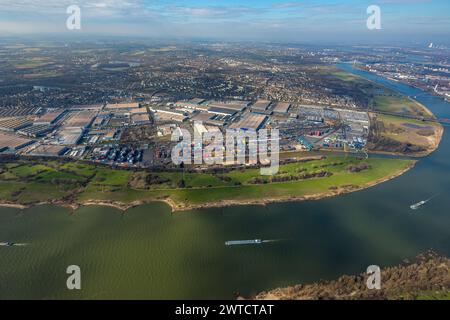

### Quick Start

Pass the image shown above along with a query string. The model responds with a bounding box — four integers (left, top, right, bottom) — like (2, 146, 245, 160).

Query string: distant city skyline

(0, 0, 449, 44)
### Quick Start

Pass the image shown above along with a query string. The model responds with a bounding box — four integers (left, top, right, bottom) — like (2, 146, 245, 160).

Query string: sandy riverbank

(0, 202, 28, 209)
(162, 160, 416, 212)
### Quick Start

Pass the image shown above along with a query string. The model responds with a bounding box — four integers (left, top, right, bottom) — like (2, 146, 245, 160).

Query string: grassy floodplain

(0, 156, 414, 211)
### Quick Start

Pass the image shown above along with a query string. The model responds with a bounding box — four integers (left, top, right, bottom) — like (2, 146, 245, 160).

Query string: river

(0, 65, 449, 299)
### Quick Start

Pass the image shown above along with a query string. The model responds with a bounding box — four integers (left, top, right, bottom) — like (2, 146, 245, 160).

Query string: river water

(0, 66, 449, 299)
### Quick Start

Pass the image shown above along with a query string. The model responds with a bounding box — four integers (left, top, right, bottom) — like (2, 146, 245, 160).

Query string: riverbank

(159, 160, 415, 212)
(336, 63, 444, 157)
(367, 119, 443, 158)
(0, 160, 416, 212)
(368, 112, 444, 157)
(253, 250, 450, 300)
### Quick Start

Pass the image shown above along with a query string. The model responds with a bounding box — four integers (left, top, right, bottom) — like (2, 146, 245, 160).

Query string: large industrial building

(0, 132, 35, 152)
(208, 106, 238, 117)
(0, 117, 33, 132)
(69, 104, 104, 111)
(273, 102, 291, 115)
(207, 101, 249, 112)
(34, 109, 66, 125)
(17, 124, 55, 138)
(149, 106, 187, 122)
(251, 100, 271, 113)
(229, 112, 268, 131)
(64, 111, 97, 129)
(56, 128, 85, 145)
(29, 145, 69, 157)
(131, 114, 151, 125)
(175, 98, 207, 111)
(105, 102, 140, 111)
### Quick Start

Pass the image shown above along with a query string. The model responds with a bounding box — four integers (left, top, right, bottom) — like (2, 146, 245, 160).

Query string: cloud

(0, 0, 149, 18)
(165, 5, 267, 19)
(272, 2, 304, 9)
(0, 0, 448, 42)
(378, 0, 432, 4)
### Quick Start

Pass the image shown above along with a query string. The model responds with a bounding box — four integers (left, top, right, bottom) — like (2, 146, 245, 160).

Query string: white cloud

(0, 0, 148, 17)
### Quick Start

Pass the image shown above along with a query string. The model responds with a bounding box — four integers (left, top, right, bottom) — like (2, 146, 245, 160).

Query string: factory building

(149, 107, 188, 122)
(207, 101, 249, 112)
(29, 145, 69, 157)
(175, 98, 208, 111)
(0, 117, 33, 132)
(34, 109, 66, 125)
(229, 113, 268, 131)
(208, 106, 238, 117)
(128, 107, 148, 115)
(272, 102, 291, 115)
(191, 112, 229, 127)
(64, 111, 97, 130)
(105, 102, 140, 111)
(17, 124, 55, 138)
(131, 114, 151, 125)
(0, 132, 35, 152)
(251, 100, 271, 113)
(56, 128, 84, 145)
(69, 104, 104, 111)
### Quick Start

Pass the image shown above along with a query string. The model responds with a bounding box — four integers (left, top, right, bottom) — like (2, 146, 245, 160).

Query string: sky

(0, 0, 449, 44)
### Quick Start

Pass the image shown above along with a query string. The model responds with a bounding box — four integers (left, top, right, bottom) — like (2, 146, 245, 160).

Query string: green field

(0, 157, 414, 210)
(414, 291, 450, 300)
(371, 95, 432, 117)
(12, 58, 52, 69)
(332, 71, 366, 82)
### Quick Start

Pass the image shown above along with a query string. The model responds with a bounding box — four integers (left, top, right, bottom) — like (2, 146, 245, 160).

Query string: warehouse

(0, 132, 35, 152)
(17, 124, 54, 137)
(207, 101, 249, 112)
(175, 99, 207, 111)
(229, 113, 267, 131)
(34, 109, 66, 125)
(105, 102, 140, 110)
(69, 104, 104, 111)
(190, 112, 228, 127)
(131, 114, 151, 125)
(30, 145, 69, 157)
(251, 100, 271, 113)
(128, 107, 148, 115)
(56, 128, 84, 145)
(208, 106, 238, 117)
(149, 107, 187, 122)
(64, 111, 97, 129)
(0, 117, 33, 132)
(92, 115, 109, 128)
(189, 98, 206, 105)
(0, 107, 41, 118)
(272, 102, 291, 115)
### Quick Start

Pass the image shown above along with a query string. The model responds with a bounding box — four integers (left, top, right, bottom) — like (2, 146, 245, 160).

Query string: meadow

(0, 156, 414, 210)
